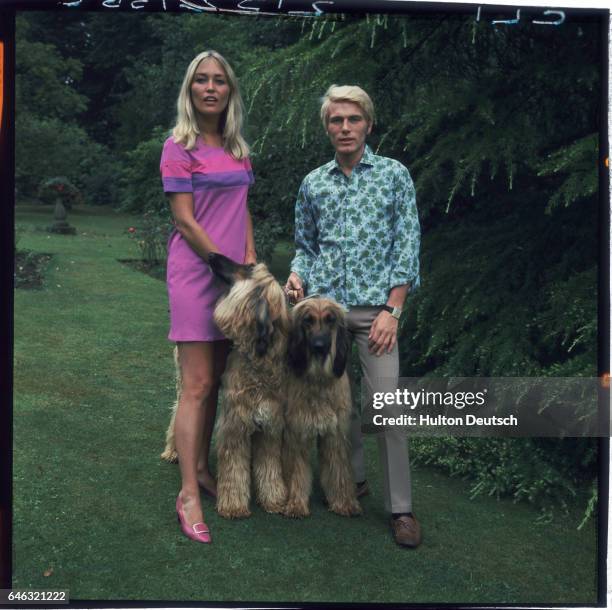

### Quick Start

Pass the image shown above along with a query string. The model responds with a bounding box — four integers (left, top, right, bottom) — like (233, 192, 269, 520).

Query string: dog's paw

(283, 500, 310, 519)
(216, 505, 252, 519)
(260, 500, 286, 515)
(329, 500, 362, 517)
(160, 448, 178, 463)
(215, 498, 251, 519)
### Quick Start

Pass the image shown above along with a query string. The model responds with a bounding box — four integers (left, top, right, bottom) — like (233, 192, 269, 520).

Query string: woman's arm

(169, 193, 220, 262)
(244, 208, 257, 265)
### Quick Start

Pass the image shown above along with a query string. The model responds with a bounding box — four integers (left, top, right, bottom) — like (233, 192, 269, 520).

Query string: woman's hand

(244, 249, 257, 265)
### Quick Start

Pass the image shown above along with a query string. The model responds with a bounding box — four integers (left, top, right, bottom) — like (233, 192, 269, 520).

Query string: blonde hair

(320, 84, 375, 129)
(172, 50, 250, 159)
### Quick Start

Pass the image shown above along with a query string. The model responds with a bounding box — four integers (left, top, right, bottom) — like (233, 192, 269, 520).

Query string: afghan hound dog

(282, 297, 362, 518)
(161, 253, 289, 519)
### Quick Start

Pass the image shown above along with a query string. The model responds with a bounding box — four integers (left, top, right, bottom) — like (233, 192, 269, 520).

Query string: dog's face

(210, 253, 289, 358)
(288, 298, 349, 378)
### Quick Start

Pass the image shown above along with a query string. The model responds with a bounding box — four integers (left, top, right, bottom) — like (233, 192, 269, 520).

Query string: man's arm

(389, 166, 421, 290)
(368, 283, 410, 356)
(368, 166, 420, 356)
(285, 179, 318, 302)
(387, 284, 411, 310)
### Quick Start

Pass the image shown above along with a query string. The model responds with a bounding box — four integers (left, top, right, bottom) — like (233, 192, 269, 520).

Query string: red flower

(128, 227, 136, 234)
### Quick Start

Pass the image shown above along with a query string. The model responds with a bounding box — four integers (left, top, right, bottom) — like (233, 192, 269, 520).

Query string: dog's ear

(209, 252, 254, 285)
(254, 290, 273, 357)
(332, 319, 350, 378)
(287, 314, 308, 376)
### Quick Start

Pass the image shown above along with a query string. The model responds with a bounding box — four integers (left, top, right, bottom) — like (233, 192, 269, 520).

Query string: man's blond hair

(320, 85, 375, 128)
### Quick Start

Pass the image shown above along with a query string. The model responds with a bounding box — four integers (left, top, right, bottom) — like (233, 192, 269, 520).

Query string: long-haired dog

(161, 253, 289, 519)
(282, 297, 362, 518)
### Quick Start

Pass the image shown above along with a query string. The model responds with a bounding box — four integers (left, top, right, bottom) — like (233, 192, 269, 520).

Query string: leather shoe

(390, 513, 421, 547)
(356, 480, 370, 498)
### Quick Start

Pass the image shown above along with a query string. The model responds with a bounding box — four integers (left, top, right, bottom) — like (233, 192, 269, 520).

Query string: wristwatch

(381, 304, 402, 320)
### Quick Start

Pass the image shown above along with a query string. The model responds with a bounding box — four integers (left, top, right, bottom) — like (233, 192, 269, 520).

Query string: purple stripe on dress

(192, 170, 254, 190)
(163, 177, 193, 193)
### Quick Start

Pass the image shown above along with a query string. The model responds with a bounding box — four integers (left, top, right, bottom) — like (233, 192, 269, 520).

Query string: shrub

(119, 126, 168, 215)
(127, 207, 172, 264)
(16, 114, 119, 206)
(409, 436, 597, 524)
(77, 141, 123, 207)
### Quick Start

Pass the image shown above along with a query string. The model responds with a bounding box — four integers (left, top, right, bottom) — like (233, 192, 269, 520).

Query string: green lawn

(12, 204, 599, 604)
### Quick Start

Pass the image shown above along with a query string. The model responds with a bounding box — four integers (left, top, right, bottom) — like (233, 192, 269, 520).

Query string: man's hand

(284, 272, 304, 304)
(368, 310, 399, 356)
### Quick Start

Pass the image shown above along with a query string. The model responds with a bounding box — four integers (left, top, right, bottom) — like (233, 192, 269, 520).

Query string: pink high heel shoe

(176, 495, 211, 544)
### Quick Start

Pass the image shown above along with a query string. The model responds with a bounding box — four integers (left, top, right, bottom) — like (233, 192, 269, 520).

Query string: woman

(160, 51, 256, 543)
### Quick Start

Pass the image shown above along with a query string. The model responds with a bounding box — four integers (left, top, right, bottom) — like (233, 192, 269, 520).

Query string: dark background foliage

(15, 10, 602, 520)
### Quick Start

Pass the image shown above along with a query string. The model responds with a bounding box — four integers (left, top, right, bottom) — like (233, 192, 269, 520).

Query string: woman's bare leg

(174, 341, 216, 527)
(197, 340, 231, 495)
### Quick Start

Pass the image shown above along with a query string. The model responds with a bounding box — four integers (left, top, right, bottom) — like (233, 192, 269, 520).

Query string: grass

(12, 204, 599, 604)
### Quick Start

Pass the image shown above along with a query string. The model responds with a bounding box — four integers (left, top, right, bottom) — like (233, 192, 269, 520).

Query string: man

(284, 84, 421, 547)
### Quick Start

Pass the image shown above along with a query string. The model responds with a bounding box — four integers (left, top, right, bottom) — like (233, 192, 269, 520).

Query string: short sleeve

(244, 157, 255, 186)
(160, 137, 193, 194)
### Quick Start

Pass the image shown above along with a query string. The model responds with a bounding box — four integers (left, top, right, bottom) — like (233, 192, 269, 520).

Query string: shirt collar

(328, 144, 375, 174)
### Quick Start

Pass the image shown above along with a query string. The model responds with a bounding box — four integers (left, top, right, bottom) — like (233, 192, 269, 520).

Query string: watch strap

(381, 305, 402, 320)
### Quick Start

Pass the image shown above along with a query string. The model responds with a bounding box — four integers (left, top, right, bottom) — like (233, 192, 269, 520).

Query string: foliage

(399, 196, 597, 378)
(119, 128, 174, 262)
(16, 114, 82, 196)
(577, 479, 598, 530)
(535, 133, 599, 212)
(15, 15, 88, 121)
(410, 436, 597, 523)
(36, 176, 83, 209)
(16, 113, 121, 205)
(126, 208, 172, 265)
(15, 15, 120, 206)
(252, 214, 286, 264)
(119, 127, 169, 215)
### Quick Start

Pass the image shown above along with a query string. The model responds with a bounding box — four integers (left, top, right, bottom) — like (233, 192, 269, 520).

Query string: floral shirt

(290, 145, 421, 308)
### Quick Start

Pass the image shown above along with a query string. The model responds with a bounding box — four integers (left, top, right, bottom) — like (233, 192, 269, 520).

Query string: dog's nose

(310, 335, 330, 355)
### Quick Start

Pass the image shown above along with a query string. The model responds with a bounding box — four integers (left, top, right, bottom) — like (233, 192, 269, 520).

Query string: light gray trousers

(346, 306, 413, 514)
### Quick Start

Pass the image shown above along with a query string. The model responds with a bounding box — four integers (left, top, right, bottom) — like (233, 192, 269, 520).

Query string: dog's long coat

(282, 297, 361, 518)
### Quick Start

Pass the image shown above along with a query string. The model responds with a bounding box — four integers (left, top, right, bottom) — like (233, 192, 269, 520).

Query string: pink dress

(160, 136, 254, 341)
